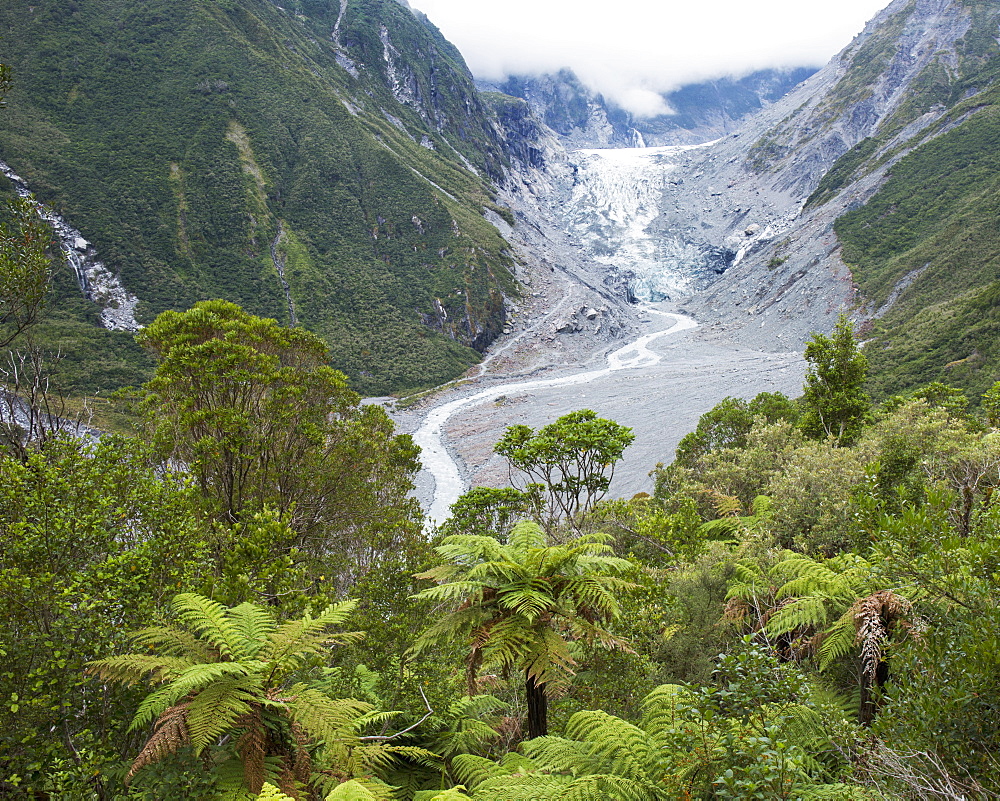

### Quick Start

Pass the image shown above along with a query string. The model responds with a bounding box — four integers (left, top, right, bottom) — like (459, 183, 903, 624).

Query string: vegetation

(6, 3, 1000, 796)
(0, 0, 519, 395)
(3, 295, 1000, 798)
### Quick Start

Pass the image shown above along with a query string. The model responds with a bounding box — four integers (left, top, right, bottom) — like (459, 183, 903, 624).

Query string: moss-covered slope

(0, 0, 517, 394)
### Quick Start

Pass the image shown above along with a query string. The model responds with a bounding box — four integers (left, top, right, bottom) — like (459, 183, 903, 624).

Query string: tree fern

(411, 522, 636, 738)
(88, 594, 388, 794)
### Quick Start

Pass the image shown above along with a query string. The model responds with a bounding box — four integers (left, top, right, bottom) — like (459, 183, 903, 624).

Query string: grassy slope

(0, 0, 516, 395)
(818, 1, 1000, 401)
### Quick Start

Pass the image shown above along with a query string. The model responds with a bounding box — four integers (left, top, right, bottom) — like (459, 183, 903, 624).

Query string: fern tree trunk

(525, 673, 548, 739)
(859, 659, 890, 726)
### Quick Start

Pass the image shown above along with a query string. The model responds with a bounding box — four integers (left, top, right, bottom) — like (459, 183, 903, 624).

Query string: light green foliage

(495, 410, 635, 531)
(982, 380, 1000, 426)
(767, 440, 866, 554)
(440, 486, 542, 541)
(0, 435, 207, 795)
(137, 300, 422, 587)
(411, 521, 636, 738)
(413, 789, 474, 801)
(326, 779, 379, 800)
(588, 494, 702, 566)
(87, 593, 410, 796)
(800, 316, 871, 444)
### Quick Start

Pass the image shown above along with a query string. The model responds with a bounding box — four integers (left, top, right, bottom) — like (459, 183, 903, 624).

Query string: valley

(400, 140, 811, 520)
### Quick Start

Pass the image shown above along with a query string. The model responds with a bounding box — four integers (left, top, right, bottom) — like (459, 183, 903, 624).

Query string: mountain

(628, 0, 1000, 403)
(479, 67, 818, 148)
(0, 0, 522, 395)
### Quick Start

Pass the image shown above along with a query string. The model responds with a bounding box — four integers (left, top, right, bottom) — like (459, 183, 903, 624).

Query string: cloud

(412, 0, 890, 114)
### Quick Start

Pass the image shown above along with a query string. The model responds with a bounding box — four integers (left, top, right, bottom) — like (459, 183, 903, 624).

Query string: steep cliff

(0, 0, 519, 394)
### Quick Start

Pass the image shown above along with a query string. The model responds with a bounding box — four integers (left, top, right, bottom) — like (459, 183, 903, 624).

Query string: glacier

(562, 143, 721, 303)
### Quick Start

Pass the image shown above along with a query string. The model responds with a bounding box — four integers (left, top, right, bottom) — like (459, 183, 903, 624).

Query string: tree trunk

(525, 672, 548, 739)
(859, 659, 890, 726)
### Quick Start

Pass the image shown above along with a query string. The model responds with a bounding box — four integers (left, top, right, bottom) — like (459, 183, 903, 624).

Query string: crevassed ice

(564, 143, 713, 302)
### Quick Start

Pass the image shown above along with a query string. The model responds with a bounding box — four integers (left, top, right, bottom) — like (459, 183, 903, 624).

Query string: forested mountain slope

(0, 0, 519, 394)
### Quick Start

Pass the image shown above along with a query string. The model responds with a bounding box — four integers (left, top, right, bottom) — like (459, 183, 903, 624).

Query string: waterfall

(0, 160, 140, 332)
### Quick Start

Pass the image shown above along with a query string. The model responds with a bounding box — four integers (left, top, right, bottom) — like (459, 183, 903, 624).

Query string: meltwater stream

(413, 310, 698, 524)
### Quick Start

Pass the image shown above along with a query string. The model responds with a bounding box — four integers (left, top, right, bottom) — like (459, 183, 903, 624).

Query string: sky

(409, 0, 892, 117)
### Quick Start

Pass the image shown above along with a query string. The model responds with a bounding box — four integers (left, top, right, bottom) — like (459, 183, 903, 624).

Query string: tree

(0, 195, 51, 349)
(982, 380, 1000, 428)
(136, 300, 422, 588)
(440, 486, 542, 541)
(742, 551, 919, 725)
(0, 436, 206, 796)
(88, 593, 408, 798)
(673, 392, 798, 470)
(494, 410, 634, 532)
(410, 521, 635, 739)
(799, 315, 870, 444)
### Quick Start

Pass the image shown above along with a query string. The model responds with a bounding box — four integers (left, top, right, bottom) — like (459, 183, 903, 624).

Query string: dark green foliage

(817, 5, 1000, 402)
(0, 195, 51, 347)
(0, 0, 517, 394)
(136, 301, 423, 588)
(674, 392, 798, 468)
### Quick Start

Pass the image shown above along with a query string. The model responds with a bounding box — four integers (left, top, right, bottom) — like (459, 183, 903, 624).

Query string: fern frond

(559, 774, 654, 801)
(324, 779, 378, 801)
(817, 612, 860, 671)
(228, 602, 277, 661)
(130, 625, 216, 661)
(414, 789, 473, 801)
(126, 702, 190, 783)
(264, 600, 362, 672)
(471, 774, 569, 801)
(522, 735, 599, 774)
(287, 686, 371, 745)
(451, 754, 518, 789)
(410, 581, 488, 606)
(86, 654, 196, 686)
(641, 684, 691, 739)
(563, 710, 649, 780)
(507, 521, 547, 555)
(172, 593, 243, 659)
(186, 672, 262, 754)
(765, 596, 830, 637)
(237, 703, 267, 794)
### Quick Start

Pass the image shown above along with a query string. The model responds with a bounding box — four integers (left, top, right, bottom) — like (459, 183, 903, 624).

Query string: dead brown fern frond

(126, 702, 190, 783)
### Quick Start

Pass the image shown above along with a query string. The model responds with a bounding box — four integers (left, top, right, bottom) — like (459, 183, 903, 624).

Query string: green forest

(0, 0, 518, 396)
(4, 193, 1000, 800)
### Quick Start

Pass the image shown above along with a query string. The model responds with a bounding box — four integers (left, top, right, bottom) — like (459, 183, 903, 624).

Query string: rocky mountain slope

(603, 0, 1000, 403)
(0, 0, 522, 394)
(480, 67, 817, 149)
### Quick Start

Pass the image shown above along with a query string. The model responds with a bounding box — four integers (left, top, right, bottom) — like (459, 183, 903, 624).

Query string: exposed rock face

(483, 0, 994, 368)
(634, 0, 990, 350)
(481, 67, 818, 149)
